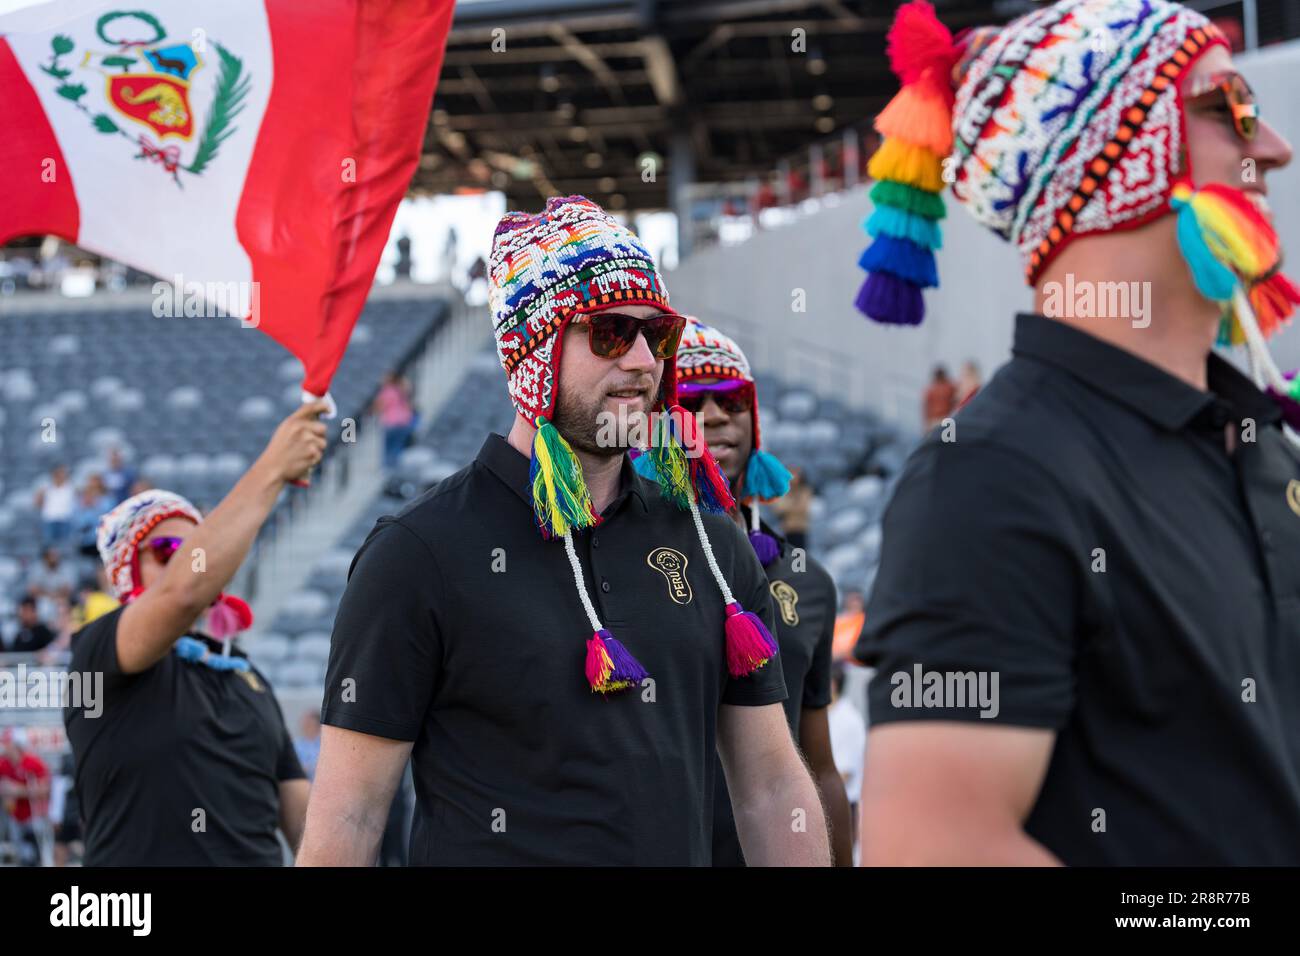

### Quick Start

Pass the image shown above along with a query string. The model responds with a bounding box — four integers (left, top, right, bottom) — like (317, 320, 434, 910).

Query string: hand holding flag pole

(287, 392, 337, 488)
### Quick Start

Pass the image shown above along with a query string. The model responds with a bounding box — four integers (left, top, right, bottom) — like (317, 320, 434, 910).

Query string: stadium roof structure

(415, 0, 1028, 211)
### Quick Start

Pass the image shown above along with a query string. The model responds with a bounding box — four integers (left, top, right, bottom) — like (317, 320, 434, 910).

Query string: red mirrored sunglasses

(570, 311, 685, 360)
(1186, 70, 1259, 142)
(143, 536, 184, 564)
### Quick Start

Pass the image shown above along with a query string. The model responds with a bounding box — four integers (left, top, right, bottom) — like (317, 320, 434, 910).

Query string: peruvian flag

(0, 0, 455, 400)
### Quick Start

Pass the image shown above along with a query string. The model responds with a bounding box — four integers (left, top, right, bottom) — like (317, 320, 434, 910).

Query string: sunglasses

(571, 311, 685, 360)
(143, 536, 183, 564)
(1186, 70, 1259, 142)
(678, 387, 753, 416)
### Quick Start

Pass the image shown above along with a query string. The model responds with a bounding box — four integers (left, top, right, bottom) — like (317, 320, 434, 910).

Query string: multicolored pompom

(854, 0, 958, 325)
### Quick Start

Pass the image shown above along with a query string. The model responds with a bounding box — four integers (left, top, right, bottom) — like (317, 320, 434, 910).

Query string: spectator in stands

(374, 371, 416, 469)
(769, 466, 812, 550)
(77, 569, 119, 627)
(63, 402, 327, 865)
(72, 473, 115, 558)
(922, 364, 957, 430)
(832, 588, 867, 661)
(956, 359, 982, 408)
(0, 728, 50, 866)
(34, 464, 77, 547)
(294, 711, 322, 781)
(826, 661, 866, 851)
(102, 447, 137, 505)
(26, 546, 74, 624)
(10, 596, 56, 654)
(127, 476, 152, 497)
(52, 752, 82, 867)
(41, 572, 120, 661)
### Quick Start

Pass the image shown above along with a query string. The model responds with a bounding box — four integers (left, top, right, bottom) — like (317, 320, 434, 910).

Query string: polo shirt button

(592, 537, 600, 548)
(601, 580, 611, 593)
(1261, 529, 1273, 550)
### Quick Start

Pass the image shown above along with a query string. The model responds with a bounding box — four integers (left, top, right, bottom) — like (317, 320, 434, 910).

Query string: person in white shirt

(827, 661, 867, 861)
(34, 464, 76, 547)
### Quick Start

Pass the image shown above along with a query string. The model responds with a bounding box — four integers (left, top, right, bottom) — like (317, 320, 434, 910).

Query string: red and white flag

(0, 0, 455, 399)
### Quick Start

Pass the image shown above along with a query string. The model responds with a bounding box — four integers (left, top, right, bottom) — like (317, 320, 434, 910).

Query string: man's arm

(116, 401, 328, 674)
(859, 722, 1062, 866)
(296, 726, 411, 866)
(278, 778, 311, 855)
(799, 706, 854, 866)
(718, 702, 831, 866)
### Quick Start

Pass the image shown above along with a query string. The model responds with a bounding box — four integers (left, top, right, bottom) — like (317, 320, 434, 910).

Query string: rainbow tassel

(748, 529, 781, 567)
(859, 235, 939, 287)
(867, 138, 946, 193)
(530, 416, 598, 538)
(874, 82, 954, 156)
(1171, 180, 1298, 344)
(871, 180, 946, 220)
(856, 271, 925, 326)
(207, 593, 253, 639)
(854, 0, 957, 326)
(603, 632, 649, 687)
(1268, 370, 1300, 430)
(669, 405, 735, 514)
(585, 628, 647, 694)
(867, 205, 943, 250)
(1172, 188, 1240, 302)
(724, 602, 779, 677)
(637, 411, 693, 509)
(1250, 272, 1300, 339)
(630, 447, 659, 480)
(740, 448, 791, 501)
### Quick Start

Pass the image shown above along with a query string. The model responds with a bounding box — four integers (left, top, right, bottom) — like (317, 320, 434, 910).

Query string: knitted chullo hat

(856, 0, 1300, 433)
(489, 197, 779, 693)
(667, 316, 793, 566)
(97, 489, 253, 637)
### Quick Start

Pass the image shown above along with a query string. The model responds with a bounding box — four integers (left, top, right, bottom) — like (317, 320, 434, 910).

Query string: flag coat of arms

(0, 0, 455, 398)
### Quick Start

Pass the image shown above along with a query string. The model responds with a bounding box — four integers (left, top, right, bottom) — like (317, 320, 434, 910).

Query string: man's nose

(619, 331, 657, 372)
(1254, 119, 1293, 173)
(696, 394, 729, 425)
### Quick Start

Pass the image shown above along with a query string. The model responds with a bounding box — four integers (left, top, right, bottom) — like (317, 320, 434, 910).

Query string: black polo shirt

(713, 521, 836, 865)
(64, 607, 304, 866)
(321, 433, 786, 866)
(856, 312, 1300, 865)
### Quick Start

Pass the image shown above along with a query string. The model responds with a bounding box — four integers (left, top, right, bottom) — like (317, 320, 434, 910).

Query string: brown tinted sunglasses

(570, 311, 685, 359)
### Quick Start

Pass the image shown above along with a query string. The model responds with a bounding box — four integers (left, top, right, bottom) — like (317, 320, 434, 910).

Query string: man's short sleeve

(275, 724, 307, 782)
(722, 523, 788, 707)
(855, 440, 1083, 729)
(801, 567, 837, 711)
(321, 517, 443, 742)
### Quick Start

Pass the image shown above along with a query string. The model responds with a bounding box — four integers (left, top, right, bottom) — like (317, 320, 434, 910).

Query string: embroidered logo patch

(770, 579, 799, 627)
(647, 547, 692, 605)
(1287, 479, 1300, 519)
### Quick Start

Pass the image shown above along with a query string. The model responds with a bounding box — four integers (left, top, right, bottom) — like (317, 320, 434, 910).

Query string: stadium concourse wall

(665, 40, 1300, 434)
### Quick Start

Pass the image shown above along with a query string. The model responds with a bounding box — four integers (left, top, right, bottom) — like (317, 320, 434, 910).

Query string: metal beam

(640, 35, 681, 107)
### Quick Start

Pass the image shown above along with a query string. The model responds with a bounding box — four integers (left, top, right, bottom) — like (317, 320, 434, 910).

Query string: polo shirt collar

(1012, 313, 1281, 431)
(477, 433, 651, 516)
